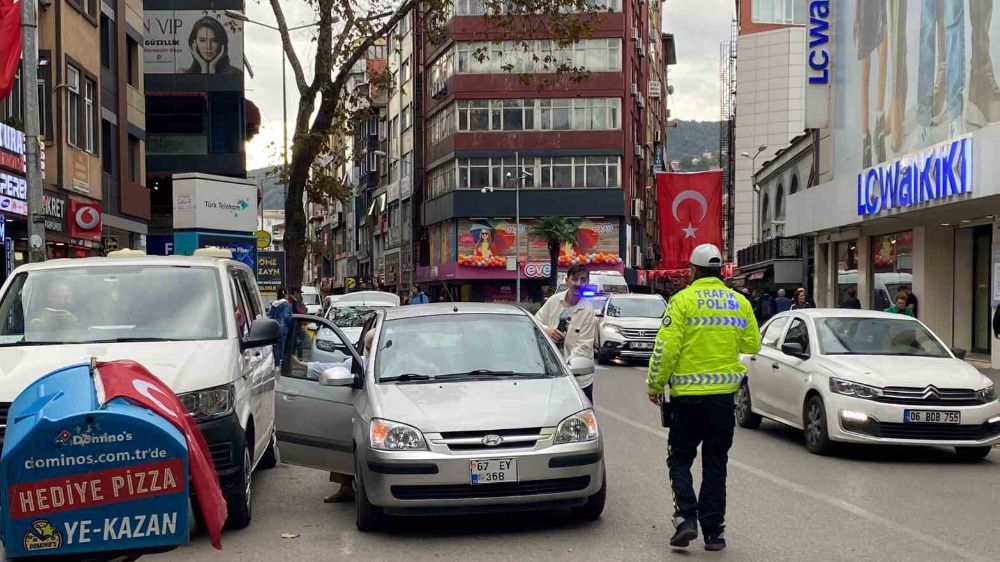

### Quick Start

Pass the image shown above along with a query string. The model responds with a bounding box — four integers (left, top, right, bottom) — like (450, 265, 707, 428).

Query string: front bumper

(824, 392, 1000, 447)
(361, 435, 604, 514)
(196, 412, 247, 498)
(599, 330, 655, 360)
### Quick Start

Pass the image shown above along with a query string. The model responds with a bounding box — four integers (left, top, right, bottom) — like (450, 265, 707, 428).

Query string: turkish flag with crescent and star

(96, 360, 227, 550)
(656, 170, 723, 270)
(0, 0, 22, 100)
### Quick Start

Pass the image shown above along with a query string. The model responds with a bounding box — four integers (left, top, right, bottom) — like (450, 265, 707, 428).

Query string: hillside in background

(667, 120, 722, 171)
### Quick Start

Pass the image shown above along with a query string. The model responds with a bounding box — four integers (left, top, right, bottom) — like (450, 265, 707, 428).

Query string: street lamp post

(741, 145, 767, 244)
(482, 152, 528, 304)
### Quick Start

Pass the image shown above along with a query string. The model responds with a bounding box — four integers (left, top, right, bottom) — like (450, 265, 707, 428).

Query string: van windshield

(0, 266, 226, 345)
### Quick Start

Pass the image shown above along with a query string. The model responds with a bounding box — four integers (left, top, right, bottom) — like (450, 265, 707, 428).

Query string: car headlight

(829, 378, 883, 400)
(977, 384, 996, 403)
(370, 418, 427, 451)
(603, 323, 623, 335)
(554, 409, 599, 444)
(178, 383, 235, 422)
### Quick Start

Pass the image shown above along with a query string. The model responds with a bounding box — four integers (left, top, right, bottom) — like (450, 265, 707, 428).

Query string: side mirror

(781, 342, 806, 358)
(243, 319, 281, 350)
(568, 356, 596, 377)
(319, 366, 356, 387)
(951, 347, 967, 360)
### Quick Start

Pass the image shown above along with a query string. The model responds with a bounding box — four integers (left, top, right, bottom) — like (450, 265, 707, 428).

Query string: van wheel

(571, 468, 606, 521)
(225, 443, 253, 529)
(258, 427, 279, 470)
(354, 453, 386, 532)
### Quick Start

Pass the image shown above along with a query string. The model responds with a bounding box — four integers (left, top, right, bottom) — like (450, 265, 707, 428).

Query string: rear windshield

(0, 266, 226, 345)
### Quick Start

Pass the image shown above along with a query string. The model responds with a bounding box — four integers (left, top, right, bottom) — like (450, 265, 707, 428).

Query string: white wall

(734, 28, 805, 251)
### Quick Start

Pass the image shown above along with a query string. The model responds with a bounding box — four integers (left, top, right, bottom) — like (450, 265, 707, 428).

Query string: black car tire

(225, 442, 253, 529)
(735, 382, 763, 429)
(954, 446, 992, 461)
(258, 427, 279, 470)
(571, 468, 607, 521)
(596, 349, 613, 365)
(354, 453, 386, 532)
(803, 395, 834, 456)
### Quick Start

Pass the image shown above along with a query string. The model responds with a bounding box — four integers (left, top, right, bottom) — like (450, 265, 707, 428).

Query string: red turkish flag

(96, 360, 227, 550)
(0, 0, 22, 100)
(656, 170, 723, 270)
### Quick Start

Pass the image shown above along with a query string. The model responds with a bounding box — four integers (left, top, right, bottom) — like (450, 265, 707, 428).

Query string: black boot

(704, 532, 727, 551)
(669, 519, 698, 548)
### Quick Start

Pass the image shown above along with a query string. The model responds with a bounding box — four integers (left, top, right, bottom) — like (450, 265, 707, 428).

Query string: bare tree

(268, 0, 612, 290)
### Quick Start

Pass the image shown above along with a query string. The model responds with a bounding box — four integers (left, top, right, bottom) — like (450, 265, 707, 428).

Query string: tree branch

(313, 0, 338, 91)
(332, 0, 415, 92)
(269, 0, 310, 94)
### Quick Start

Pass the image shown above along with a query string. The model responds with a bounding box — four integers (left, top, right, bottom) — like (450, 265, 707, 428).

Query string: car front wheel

(735, 383, 763, 429)
(571, 468, 607, 521)
(803, 395, 834, 455)
(354, 453, 386, 532)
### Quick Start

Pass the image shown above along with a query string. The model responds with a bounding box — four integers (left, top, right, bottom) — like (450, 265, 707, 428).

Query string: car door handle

(771, 363, 780, 370)
(750, 356, 756, 362)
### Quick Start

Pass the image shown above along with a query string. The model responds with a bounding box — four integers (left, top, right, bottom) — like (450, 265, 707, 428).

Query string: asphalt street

(150, 365, 997, 561)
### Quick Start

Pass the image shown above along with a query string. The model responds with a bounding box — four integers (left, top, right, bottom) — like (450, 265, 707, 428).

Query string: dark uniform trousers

(666, 393, 736, 534)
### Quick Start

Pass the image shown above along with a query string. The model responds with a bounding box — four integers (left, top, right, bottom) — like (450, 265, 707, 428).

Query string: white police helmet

(690, 243, 723, 268)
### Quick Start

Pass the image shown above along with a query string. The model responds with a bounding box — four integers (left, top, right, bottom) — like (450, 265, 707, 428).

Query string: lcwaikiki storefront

(416, 217, 624, 303)
(787, 1, 1000, 366)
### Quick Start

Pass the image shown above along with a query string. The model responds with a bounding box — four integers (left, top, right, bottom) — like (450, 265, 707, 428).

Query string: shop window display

(871, 231, 913, 311)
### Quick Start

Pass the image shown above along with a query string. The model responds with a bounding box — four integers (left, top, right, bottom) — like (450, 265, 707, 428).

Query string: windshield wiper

(87, 337, 175, 343)
(436, 370, 549, 379)
(382, 373, 436, 382)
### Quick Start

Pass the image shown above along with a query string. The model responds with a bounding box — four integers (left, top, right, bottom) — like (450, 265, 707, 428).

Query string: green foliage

(666, 120, 722, 161)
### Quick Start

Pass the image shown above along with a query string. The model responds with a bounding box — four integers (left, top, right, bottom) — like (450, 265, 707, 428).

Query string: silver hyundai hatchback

(274, 302, 606, 531)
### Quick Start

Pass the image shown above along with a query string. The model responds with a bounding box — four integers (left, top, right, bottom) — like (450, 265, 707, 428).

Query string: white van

(0, 249, 281, 529)
(300, 285, 322, 315)
(557, 270, 631, 295)
(838, 271, 913, 310)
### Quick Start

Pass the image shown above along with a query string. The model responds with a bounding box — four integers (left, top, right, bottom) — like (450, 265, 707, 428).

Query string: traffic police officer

(646, 243, 761, 551)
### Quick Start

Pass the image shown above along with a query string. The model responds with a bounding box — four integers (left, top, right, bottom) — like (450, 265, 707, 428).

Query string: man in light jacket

(536, 264, 598, 402)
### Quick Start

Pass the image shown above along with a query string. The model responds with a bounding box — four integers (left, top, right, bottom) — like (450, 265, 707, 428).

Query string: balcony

(737, 237, 802, 268)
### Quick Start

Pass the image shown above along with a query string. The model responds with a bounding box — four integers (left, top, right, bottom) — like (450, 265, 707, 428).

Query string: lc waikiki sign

(856, 136, 973, 217)
(805, 1, 832, 128)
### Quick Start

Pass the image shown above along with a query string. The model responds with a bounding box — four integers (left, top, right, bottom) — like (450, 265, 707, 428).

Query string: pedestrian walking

(791, 288, 812, 310)
(885, 291, 915, 316)
(536, 264, 598, 402)
(647, 244, 761, 551)
(267, 289, 293, 366)
(409, 285, 430, 304)
(841, 287, 862, 309)
(758, 289, 777, 323)
(774, 288, 792, 313)
(902, 285, 919, 317)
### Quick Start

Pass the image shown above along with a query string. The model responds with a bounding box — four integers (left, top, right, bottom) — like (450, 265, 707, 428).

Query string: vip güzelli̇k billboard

(144, 10, 244, 75)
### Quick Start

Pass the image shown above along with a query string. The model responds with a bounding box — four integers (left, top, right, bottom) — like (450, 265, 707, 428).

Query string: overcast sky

(243, 1, 734, 171)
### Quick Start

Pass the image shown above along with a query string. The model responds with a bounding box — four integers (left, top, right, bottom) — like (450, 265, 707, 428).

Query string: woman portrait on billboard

(184, 16, 241, 75)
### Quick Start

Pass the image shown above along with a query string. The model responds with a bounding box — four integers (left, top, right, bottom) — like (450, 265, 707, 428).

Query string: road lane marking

(594, 406, 992, 562)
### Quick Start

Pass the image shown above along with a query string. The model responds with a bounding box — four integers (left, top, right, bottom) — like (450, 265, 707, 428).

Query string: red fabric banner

(655, 170, 723, 270)
(0, 0, 22, 100)
(96, 360, 226, 550)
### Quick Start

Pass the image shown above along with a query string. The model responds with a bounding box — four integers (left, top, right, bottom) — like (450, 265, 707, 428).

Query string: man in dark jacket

(774, 288, 792, 313)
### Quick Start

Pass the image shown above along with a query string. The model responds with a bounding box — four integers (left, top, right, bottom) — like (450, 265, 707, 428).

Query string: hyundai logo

(481, 434, 503, 447)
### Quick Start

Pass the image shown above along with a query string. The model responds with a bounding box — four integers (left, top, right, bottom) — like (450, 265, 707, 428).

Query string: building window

(398, 12, 411, 36)
(871, 232, 913, 311)
(66, 66, 81, 148)
(774, 185, 785, 235)
(127, 37, 140, 88)
(429, 47, 454, 92)
(455, 39, 622, 74)
(751, 0, 808, 24)
(454, 0, 622, 16)
(789, 174, 799, 194)
(128, 135, 141, 182)
(37, 58, 51, 139)
(429, 104, 455, 144)
(101, 120, 115, 174)
(400, 57, 410, 84)
(455, 98, 620, 133)
(760, 193, 771, 240)
(1, 65, 21, 124)
(100, 15, 115, 71)
(401, 104, 412, 130)
(84, 78, 96, 153)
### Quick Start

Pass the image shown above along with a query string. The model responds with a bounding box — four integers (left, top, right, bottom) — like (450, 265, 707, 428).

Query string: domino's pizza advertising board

(1, 363, 190, 558)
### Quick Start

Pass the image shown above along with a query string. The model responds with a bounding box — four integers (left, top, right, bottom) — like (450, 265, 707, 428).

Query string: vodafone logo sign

(75, 205, 100, 230)
(68, 200, 102, 241)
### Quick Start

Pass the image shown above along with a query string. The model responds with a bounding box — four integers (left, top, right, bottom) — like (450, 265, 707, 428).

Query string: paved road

(145, 364, 996, 561)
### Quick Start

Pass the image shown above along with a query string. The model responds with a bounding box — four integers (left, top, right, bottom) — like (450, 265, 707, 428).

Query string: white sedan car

(737, 309, 999, 459)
